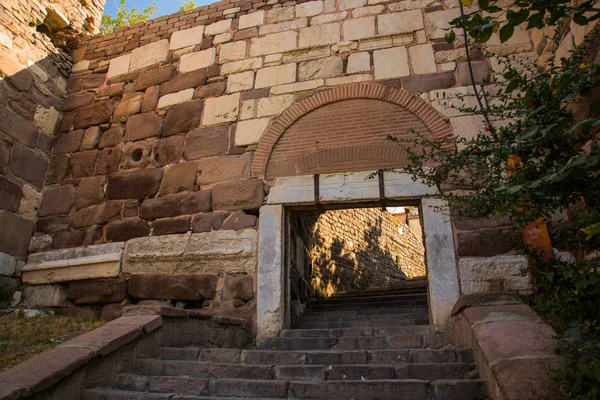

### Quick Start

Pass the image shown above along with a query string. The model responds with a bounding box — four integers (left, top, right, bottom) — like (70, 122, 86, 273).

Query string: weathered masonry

(1, 0, 574, 337)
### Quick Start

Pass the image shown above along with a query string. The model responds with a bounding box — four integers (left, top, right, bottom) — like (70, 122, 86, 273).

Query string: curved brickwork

(250, 83, 452, 178)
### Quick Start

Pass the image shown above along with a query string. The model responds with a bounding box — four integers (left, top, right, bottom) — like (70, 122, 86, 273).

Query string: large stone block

(81, 126, 103, 150)
(133, 65, 173, 91)
(122, 230, 258, 274)
(10, 144, 48, 189)
(130, 40, 169, 71)
(299, 24, 341, 48)
(139, 191, 211, 220)
(202, 93, 240, 125)
(298, 57, 343, 81)
(409, 44, 436, 74)
(343, 17, 376, 41)
(76, 176, 104, 210)
(114, 92, 144, 118)
(457, 229, 520, 257)
(63, 92, 95, 112)
(154, 135, 185, 167)
(224, 274, 254, 300)
(107, 169, 164, 201)
(38, 185, 76, 217)
(152, 216, 191, 235)
(424, 8, 461, 40)
(374, 47, 410, 79)
(185, 125, 229, 159)
(347, 52, 371, 74)
(99, 126, 124, 149)
(179, 49, 216, 73)
(0, 211, 34, 256)
(255, 63, 297, 89)
(0, 252, 16, 277)
(459, 255, 532, 294)
(239, 10, 265, 30)
(36, 216, 71, 233)
(127, 274, 218, 300)
(197, 153, 252, 185)
(23, 285, 68, 307)
(157, 89, 195, 109)
(170, 25, 205, 50)
(160, 161, 198, 195)
(205, 19, 232, 36)
(250, 31, 298, 56)
(256, 95, 294, 117)
(402, 72, 456, 93)
(212, 179, 264, 211)
(108, 54, 131, 78)
(220, 41, 248, 63)
(125, 112, 163, 142)
(162, 100, 202, 136)
(0, 176, 21, 213)
(227, 71, 255, 93)
(68, 278, 127, 305)
(160, 69, 206, 96)
(106, 220, 151, 242)
(73, 100, 116, 130)
(22, 242, 124, 285)
(69, 150, 98, 178)
(235, 118, 270, 146)
(377, 10, 424, 36)
(0, 106, 40, 148)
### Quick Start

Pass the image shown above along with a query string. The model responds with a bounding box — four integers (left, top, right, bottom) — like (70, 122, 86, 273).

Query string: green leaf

(478, 0, 489, 10)
(499, 23, 515, 43)
(573, 13, 589, 26)
(505, 78, 519, 93)
(581, 223, 600, 240)
(445, 30, 457, 43)
(526, 13, 544, 29)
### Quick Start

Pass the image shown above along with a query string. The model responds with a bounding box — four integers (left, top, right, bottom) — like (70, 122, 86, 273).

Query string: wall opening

(285, 203, 427, 323)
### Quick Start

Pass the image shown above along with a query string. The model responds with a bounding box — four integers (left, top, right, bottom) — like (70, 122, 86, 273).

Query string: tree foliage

(179, 1, 197, 12)
(100, 0, 158, 34)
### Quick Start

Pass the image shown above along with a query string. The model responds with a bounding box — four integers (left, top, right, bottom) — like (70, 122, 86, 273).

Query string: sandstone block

(409, 44, 436, 75)
(81, 126, 103, 150)
(10, 145, 48, 188)
(457, 229, 520, 257)
(339, 0, 367, 10)
(127, 274, 218, 300)
(296, 1, 323, 17)
(347, 52, 371, 74)
(106, 220, 151, 242)
(353, 5, 384, 17)
(221, 58, 263, 75)
(205, 19, 232, 36)
(72, 202, 121, 228)
(374, 47, 410, 79)
(270, 79, 324, 94)
(152, 216, 191, 235)
(18, 184, 41, 221)
(99, 126, 124, 149)
(259, 18, 308, 36)
(24, 285, 68, 307)
(402, 72, 455, 93)
(0, 252, 16, 277)
(157, 89, 195, 109)
(457, 60, 490, 85)
(179, 49, 216, 73)
(227, 71, 255, 93)
(38, 185, 76, 217)
(424, 8, 461, 40)
(221, 211, 258, 231)
(160, 69, 207, 96)
(54, 130, 85, 154)
(76, 176, 104, 210)
(212, 179, 264, 211)
(68, 278, 127, 305)
(154, 135, 185, 167)
(250, 31, 298, 56)
(170, 25, 205, 50)
(255, 63, 297, 89)
(73, 100, 116, 130)
(197, 153, 252, 185)
(299, 24, 341, 48)
(100, 303, 124, 321)
(185, 125, 230, 159)
(459, 255, 531, 294)
(134, 66, 173, 91)
(235, 118, 270, 146)
(343, 17, 375, 41)
(22, 242, 124, 285)
(125, 112, 163, 142)
(45, 155, 70, 185)
(130, 40, 169, 71)
(162, 99, 203, 136)
(63, 92, 95, 112)
(239, 10, 265, 30)
(142, 85, 160, 112)
(298, 57, 343, 81)
(378, 10, 424, 36)
(194, 81, 227, 98)
(114, 92, 144, 118)
(108, 54, 131, 78)
(69, 150, 98, 178)
(267, 7, 294, 23)
(96, 147, 121, 175)
(219, 41, 247, 64)
(192, 212, 228, 232)
(256, 95, 294, 117)
(122, 230, 258, 274)
(215, 32, 233, 44)
(224, 274, 254, 300)
(160, 161, 198, 195)
(139, 191, 211, 220)
(311, 12, 347, 25)
(33, 106, 60, 136)
(107, 169, 163, 201)
(202, 93, 240, 125)
(0, 176, 22, 213)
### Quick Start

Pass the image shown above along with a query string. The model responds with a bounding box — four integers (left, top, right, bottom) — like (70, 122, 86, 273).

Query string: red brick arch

(250, 83, 453, 179)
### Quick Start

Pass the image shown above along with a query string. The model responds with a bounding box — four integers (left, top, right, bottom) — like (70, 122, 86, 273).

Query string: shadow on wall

(296, 208, 426, 296)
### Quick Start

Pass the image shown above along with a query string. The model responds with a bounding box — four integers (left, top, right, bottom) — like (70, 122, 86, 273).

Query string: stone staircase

(86, 278, 488, 399)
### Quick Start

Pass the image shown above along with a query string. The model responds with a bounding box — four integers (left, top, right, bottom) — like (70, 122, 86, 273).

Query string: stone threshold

(123, 304, 252, 328)
(0, 315, 161, 399)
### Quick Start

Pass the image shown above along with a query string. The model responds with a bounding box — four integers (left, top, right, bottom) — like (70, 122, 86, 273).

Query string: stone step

(181, 348, 474, 365)
(281, 325, 436, 337)
(294, 312, 429, 323)
(86, 387, 282, 400)
(307, 299, 429, 311)
(300, 306, 429, 317)
(257, 334, 452, 351)
(314, 292, 428, 304)
(293, 318, 430, 329)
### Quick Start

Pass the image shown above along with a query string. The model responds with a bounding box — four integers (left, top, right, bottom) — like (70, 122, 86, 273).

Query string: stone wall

(297, 208, 425, 295)
(0, 0, 105, 295)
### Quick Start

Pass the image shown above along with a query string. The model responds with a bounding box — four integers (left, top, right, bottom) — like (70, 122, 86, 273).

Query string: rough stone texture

(0, 176, 22, 213)
(24, 285, 68, 307)
(170, 25, 205, 50)
(155, 136, 186, 167)
(212, 179, 264, 211)
(107, 169, 164, 201)
(139, 191, 211, 220)
(125, 112, 163, 142)
(73, 100, 116, 130)
(122, 230, 258, 274)
(152, 216, 192, 235)
(162, 100, 202, 136)
(197, 153, 252, 185)
(235, 118, 270, 146)
(130, 40, 169, 71)
(0, 252, 16, 277)
(402, 72, 456, 93)
(459, 255, 532, 294)
(202, 93, 240, 125)
(374, 47, 410, 79)
(81, 126, 103, 150)
(299, 24, 341, 48)
(185, 126, 230, 159)
(72, 202, 121, 228)
(68, 279, 127, 305)
(157, 89, 195, 109)
(179, 49, 216, 73)
(221, 211, 258, 231)
(224, 274, 254, 300)
(99, 126, 124, 149)
(255, 63, 297, 88)
(347, 52, 371, 74)
(298, 57, 343, 81)
(134, 66, 173, 91)
(75, 176, 104, 210)
(160, 161, 198, 195)
(127, 274, 218, 300)
(0, 211, 35, 256)
(114, 92, 144, 119)
(457, 61, 491, 85)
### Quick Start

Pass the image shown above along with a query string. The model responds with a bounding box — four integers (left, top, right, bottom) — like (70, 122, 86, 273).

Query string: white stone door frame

(257, 171, 460, 339)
